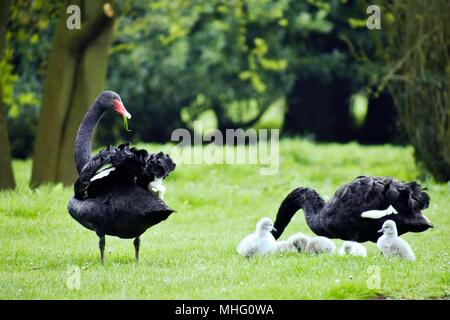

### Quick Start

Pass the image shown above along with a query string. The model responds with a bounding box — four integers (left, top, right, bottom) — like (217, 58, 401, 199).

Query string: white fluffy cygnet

(273, 240, 296, 253)
(287, 233, 311, 252)
(338, 241, 367, 257)
(236, 217, 277, 257)
(377, 220, 416, 261)
(305, 236, 336, 255)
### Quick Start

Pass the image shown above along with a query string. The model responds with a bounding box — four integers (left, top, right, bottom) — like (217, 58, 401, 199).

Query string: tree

(377, 0, 450, 181)
(0, 0, 15, 190)
(6, 0, 60, 160)
(30, 0, 116, 187)
(105, 0, 298, 141)
(284, 0, 399, 144)
(107, 0, 397, 143)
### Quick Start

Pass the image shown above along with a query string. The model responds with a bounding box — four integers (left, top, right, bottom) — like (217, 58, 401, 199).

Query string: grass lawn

(0, 139, 449, 299)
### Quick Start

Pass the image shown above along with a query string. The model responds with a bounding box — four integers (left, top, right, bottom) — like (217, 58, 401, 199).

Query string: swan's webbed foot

(98, 234, 106, 264)
(133, 237, 140, 263)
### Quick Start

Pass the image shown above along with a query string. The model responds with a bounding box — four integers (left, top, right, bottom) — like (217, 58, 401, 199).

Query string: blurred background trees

(104, 0, 396, 143)
(284, 0, 398, 143)
(0, 0, 448, 184)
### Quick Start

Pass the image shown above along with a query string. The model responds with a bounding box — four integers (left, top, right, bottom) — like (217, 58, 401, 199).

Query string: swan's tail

(361, 176, 430, 212)
(386, 178, 432, 230)
(272, 187, 325, 239)
(375, 177, 430, 214)
(399, 181, 430, 211)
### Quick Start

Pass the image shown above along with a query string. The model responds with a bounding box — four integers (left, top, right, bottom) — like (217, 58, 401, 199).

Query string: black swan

(271, 176, 433, 243)
(67, 91, 176, 262)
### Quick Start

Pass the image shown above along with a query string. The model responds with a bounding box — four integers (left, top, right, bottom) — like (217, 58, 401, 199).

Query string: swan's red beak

(113, 99, 131, 119)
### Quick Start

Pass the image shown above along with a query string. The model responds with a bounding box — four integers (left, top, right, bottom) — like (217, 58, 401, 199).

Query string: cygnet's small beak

(377, 228, 383, 233)
(272, 227, 277, 232)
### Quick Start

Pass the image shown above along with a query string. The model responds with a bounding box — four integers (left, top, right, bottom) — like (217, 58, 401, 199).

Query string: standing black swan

(271, 176, 433, 243)
(67, 91, 176, 262)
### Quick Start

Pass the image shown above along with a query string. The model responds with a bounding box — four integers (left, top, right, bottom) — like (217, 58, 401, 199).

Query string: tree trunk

(56, 2, 114, 184)
(30, 2, 77, 187)
(0, 90, 15, 190)
(30, 0, 115, 187)
(0, 0, 15, 190)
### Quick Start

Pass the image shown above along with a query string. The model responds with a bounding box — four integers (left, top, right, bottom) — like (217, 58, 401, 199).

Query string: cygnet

(237, 217, 277, 257)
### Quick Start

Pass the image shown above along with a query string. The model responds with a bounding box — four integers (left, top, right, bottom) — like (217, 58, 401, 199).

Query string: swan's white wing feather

(90, 165, 116, 182)
(361, 205, 398, 219)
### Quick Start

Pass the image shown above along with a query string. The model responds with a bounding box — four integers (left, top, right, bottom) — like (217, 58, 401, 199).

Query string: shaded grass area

(0, 139, 449, 299)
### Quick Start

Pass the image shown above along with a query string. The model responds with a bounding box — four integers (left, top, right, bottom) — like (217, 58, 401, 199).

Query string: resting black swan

(67, 91, 176, 262)
(271, 176, 433, 242)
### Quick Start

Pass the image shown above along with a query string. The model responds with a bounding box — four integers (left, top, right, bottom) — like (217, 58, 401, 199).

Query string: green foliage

(0, 140, 449, 298)
(366, 0, 450, 182)
(5, 0, 59, 158)
(102, 0, 339, 142)
(0, 44, 18, 108)
(7, 0, 394, 152)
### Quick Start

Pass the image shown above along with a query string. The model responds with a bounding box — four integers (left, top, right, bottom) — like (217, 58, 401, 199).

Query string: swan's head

(288, 233, 310, 252)
(98, 91, 131, 119)
(378, 220, 397, 236)
(256, 217, 276, 233)
(342, 241, 353, 253)
(407, 211, 434, 233)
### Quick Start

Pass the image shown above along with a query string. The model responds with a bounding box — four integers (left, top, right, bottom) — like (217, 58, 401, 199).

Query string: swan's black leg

(98, 234, 106, 263)
(133, 237, 140, 262)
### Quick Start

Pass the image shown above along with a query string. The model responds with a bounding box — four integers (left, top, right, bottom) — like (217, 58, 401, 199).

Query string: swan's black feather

(71, 141, 176, 240)
(68, 186, 174, 239)
(74, 143, 176, 200)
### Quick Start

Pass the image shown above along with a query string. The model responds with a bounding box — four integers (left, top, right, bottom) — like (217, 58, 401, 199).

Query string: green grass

(0, 139, 449, 299)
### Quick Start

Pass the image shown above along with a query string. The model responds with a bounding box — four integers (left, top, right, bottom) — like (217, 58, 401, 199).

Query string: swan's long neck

(75, 100, 104, 174)
(272, 187, 327, 239)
